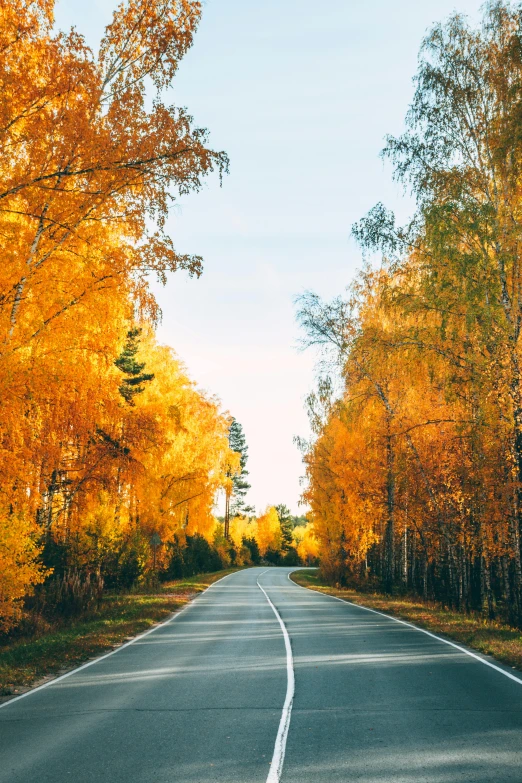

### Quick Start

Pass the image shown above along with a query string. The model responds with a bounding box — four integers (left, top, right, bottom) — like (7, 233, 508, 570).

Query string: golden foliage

(0, 0, 231, 628)
(254, 506, 282, 556)
(292, 523, 319, 564)
(0, 512, 46, 631)
(299, 5, 522, 624)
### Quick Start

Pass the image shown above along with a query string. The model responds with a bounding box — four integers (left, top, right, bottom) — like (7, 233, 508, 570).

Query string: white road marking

(257, 570, 295, 783)
(0, 570, 238, 711)
(288, 570, 522, 687)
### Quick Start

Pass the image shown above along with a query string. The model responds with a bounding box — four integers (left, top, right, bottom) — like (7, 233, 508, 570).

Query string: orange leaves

(293, 523, 319, 564)
(0, 0, 230, 628)
(298, 5, 522, 617)
(254, 507, 282, 556)
(301, 264, 520, 600)
(0, 0, 227, 354)
(0, 511, 47, 632)
(100, 0, 202, 95)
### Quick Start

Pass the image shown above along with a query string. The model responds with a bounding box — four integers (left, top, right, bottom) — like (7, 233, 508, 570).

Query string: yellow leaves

(293, 523, 319, 564)
(302, 256, 521, 593)
(100, 335, 231, 543)
(254, 506, 281, 556)
(81, 492, 124, 546)
(0, 0, 231, 627)
(228, 515, 254, 551)
(100, 0, 202, 94)
(0, 512, 47, 632)
(0, 0, 227, 362)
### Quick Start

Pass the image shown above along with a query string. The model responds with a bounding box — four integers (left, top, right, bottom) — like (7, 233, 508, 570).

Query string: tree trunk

(402, 521, 408, 586)
(481, 555, 495, 619)
(224, 490, 230, 539)
(383, 428, 395, 593)
(510, 353, 522, 623)
(508, 505, 522, 624)
(411, 529, 416, 590)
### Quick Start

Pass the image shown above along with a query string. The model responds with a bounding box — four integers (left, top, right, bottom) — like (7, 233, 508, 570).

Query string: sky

(55, 0, 484, 514)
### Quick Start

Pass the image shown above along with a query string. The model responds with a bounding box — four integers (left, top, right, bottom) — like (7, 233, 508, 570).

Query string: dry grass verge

(291, 569, 522, 674)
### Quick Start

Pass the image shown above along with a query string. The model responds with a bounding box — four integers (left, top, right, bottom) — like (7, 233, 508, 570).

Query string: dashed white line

(257, 571, 295, 783)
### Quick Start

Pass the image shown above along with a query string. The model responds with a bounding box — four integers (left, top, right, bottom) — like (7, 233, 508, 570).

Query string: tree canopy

(298, 1, 522, 626)
(0, 0, 230, 629)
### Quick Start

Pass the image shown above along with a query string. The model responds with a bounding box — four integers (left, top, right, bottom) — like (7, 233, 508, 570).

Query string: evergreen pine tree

(224, 418, 252, 537)
(115, 328, 154, 405)
(229, 419, 251, 515)
(275, 504, 294, 552)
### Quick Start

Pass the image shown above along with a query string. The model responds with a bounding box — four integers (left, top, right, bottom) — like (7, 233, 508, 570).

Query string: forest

(0, 0, 317, 634)
(6, 0, 522, 643)
(298, 2, 522, 628)
(2, 4, 522, 781)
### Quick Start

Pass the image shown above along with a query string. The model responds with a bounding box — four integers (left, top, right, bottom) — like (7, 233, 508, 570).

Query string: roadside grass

(0, 568, 242, 699)
(291, 570, 522, 674)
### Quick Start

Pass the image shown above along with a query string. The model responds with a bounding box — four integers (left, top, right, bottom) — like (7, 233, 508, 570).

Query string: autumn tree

(298, 3, 522, 624)
(254, 506, 282, 558)
(0, 0, 231, 628)
(293, 522, 319, 565)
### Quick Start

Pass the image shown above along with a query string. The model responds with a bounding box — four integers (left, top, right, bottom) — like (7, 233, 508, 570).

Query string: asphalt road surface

(1, 567, 522, 782)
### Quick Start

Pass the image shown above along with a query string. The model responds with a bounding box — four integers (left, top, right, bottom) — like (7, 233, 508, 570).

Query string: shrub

(37, 569, 104, 619)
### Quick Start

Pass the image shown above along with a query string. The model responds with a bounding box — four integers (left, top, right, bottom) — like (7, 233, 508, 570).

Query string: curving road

(1, 567, 521, 782)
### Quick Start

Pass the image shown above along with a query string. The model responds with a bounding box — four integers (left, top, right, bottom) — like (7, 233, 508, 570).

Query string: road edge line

(287, 570, 522, 687)
(0, 569, 240, 711)
(257, 571, 295, 783)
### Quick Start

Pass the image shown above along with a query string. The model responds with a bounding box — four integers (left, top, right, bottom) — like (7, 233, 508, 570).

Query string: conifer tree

(275, 504, 294, 552)
(115, 329, 155, 405)
(229, 420, 251, 513)
(224, 419, 252, 536)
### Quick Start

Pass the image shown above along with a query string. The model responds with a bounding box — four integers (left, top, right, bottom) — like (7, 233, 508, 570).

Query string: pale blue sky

(56, 0, 483, 513)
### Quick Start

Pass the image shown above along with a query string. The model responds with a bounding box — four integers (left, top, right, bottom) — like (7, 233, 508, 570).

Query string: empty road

(1, 567, 521, 782)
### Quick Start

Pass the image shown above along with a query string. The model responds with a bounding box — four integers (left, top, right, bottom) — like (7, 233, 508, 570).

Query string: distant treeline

(20, 508, 318, 632)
